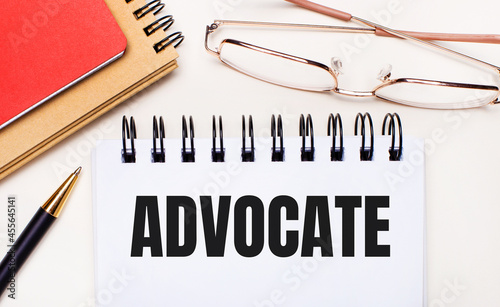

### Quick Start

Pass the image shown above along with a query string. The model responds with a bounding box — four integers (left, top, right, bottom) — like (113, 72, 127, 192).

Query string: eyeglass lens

(375, 82, 499, 109)
(219, 41, 337, 92)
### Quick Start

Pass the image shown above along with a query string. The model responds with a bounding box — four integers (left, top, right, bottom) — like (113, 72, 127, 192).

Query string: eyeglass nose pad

(377, 64, 393, 81)
(331, 57, 343, 76)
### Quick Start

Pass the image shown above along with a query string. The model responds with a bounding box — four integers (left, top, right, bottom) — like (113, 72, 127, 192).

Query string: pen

(0, 167, 81, 296)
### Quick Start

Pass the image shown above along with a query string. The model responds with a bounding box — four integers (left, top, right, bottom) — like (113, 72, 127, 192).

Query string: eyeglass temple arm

(211, 19, 499, 44)
(286, 0, 500, 72)
(374, 29, 500, 44)
(285, 0, 500, 44)
(213, 20, 375, 33)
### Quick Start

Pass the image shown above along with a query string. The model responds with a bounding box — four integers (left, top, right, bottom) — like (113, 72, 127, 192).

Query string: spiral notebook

(1, 0, 127, 130)
(0, 0, 183, 181)
(92, 113, 426, 307)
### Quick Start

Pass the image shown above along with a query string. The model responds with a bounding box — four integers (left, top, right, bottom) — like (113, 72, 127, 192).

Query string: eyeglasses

(205, 19, 500, 109)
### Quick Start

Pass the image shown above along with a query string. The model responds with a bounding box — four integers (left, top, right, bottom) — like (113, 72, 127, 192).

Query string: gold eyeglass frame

(205, 19, 500, 109)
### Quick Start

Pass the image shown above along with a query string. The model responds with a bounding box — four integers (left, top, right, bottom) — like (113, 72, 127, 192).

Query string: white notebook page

(93, 135, 425, 307)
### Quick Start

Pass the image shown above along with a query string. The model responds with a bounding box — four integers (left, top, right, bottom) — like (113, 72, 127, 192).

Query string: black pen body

(0, 208, 56, 295)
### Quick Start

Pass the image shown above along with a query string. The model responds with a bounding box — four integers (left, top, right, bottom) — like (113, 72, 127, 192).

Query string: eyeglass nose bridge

(333, 88, 375, 97)
(331, 62, 391, 97)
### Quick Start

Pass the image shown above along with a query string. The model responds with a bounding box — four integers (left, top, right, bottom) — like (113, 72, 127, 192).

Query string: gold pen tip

(42, 167, 81, 217)
(75, 166, 82, 175)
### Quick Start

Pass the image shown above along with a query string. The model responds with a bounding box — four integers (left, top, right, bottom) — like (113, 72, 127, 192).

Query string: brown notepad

(0, 0, 181, 180)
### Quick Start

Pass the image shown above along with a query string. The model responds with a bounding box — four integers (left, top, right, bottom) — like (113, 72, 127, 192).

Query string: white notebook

(92, 114, 425, 307)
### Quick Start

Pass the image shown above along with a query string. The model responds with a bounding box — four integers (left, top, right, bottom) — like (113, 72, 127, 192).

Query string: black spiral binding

(299, 114, 315, 162)
(212, 116, 225, 162)
(151, 116, 165, 163)
(328, 113, 344, 161)
(154, 32, 184, 52)
(121, 113, 403, 162)
(242, 115, 255, 162)
(182, 115, 195, 162)
(354, 113, 374, 161)
(271, 115, 284, 162)
(133, 0, 164, 18)
(144, 15, 173, 36)
(122, 116, 137, 163)
(382, 113, 403, 161)
(127, 0, 184, 52)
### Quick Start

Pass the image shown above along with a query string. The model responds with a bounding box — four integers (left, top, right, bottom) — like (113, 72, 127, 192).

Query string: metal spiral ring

(133, 0, 164, 19)
(242, 115, 255, 162)
(354, 113, 374, 161)
(382, 113, 403, 161)
(182, 115, 195, 162)
(327, 113, 344, 161)
(212, 115, 225, 162)
(152, 116, 165, 163)
(299, 114, 314, 161)
(271, 115, 284, 162)
(121, 116, 137, 163)
(154, 31, 184, 52)
(144, 15, 174, 36)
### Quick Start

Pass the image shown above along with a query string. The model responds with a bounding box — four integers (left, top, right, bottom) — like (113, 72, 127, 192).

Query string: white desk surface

(1, 0, 500, 306)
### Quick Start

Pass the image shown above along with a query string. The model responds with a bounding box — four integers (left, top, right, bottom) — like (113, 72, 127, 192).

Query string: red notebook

(1, 0, 127, 129)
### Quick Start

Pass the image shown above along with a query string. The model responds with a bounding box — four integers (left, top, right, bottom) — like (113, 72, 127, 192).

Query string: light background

(1, 0, 500, 306)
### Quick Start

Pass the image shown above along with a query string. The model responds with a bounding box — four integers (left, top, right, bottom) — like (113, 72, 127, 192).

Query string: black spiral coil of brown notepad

(126, 0, 184, 52)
